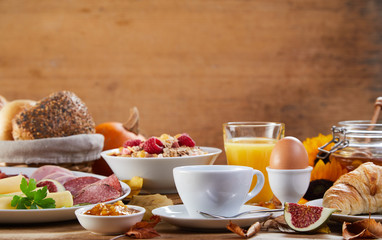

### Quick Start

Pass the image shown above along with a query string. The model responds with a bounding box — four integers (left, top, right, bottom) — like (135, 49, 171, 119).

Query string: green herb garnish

(11, 178, 56, 209)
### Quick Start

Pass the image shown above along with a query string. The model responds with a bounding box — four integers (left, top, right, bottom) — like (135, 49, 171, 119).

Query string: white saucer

(152, 204, 272, 230)
(307, 199, 382, 223)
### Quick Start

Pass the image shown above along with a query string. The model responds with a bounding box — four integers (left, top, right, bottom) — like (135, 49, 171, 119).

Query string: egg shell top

(269, 136, 309, 169)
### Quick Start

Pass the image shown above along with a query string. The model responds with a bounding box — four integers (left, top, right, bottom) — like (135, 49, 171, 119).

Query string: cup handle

(244, 169, 265, 203)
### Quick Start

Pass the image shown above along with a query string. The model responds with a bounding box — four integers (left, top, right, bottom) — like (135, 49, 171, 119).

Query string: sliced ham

(43, 172, 77, 185)
(63, 176, 100, 197)
(55, 175, 77, 185)
(30, 165, 74, 181)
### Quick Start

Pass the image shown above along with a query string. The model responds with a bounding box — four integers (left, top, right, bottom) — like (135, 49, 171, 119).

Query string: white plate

(0, 167, 130, 224)
(152, 204, 272, 230)
(307, 199, 382, 222)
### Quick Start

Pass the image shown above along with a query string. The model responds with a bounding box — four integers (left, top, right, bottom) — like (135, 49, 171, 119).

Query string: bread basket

(0, 134, 104, 172)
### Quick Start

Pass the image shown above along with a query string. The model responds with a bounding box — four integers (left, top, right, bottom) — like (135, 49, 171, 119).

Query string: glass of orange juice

(223, 122, 285, 203)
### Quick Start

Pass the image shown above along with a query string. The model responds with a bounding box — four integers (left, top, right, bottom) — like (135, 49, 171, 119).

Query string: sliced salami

(63, 176, 100, 197)
(96, 174, 123, 194)
(73, 183, 121, 205)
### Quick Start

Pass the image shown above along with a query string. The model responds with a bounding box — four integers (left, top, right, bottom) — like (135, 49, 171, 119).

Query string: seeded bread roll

(12, 91, 96, 140)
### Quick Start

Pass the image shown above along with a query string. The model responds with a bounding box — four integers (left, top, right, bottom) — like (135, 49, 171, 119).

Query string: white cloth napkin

(0, 134, 104, 164)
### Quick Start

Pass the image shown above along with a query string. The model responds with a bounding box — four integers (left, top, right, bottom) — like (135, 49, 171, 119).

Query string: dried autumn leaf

(227, 221, 261, 238)
(342, 218, 382, 240)
(262, 215, 294, 233)
(315, 223, 331, 234)
(129, 194, 173, 221)
(261, 214, 331, 234)
(126, 215, 161, 239)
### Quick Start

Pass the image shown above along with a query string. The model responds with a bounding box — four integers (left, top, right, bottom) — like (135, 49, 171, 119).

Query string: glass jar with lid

(318, 120, 382, 173)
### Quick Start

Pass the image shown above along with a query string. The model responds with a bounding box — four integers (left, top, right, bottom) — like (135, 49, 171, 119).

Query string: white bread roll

(0, 95, 6, 111)
(0, 99, 36, 140)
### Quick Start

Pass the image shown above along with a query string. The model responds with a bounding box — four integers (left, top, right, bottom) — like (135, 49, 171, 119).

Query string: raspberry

(177, 133, 196, 147)
(143, 137, 164, 154)
(123, 139, 142, 148)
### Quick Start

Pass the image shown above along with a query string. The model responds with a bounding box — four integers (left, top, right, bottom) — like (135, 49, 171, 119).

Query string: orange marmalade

(85, 201, 139, 216)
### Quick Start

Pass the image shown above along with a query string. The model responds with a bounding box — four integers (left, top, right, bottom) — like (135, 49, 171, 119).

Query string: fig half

(284, 202, 337, 232)
(37, 179, 66, 193)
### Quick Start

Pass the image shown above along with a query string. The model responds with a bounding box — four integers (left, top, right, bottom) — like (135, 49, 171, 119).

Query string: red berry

(177, 133, 196, 147)
(143, 137, 164, 154)
(123, 139, 142, 148)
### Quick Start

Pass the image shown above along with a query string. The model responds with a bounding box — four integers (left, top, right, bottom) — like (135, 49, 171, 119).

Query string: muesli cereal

(109, 133, 207, 158)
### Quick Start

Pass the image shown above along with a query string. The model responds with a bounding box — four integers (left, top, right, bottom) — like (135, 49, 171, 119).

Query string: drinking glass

(223, 122, 285, 203)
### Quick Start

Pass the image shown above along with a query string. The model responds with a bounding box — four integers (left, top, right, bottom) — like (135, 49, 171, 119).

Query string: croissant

(322, 162, 382, 215)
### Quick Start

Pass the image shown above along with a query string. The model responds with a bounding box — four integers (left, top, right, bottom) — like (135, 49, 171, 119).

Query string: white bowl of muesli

(101, 134, 222, 194)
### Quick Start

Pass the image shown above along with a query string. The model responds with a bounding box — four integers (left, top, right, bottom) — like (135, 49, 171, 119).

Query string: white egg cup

(266, 166, 312, 206)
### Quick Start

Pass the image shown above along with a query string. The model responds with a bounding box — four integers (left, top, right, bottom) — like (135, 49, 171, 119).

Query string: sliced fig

(284, 202, 337, 232)
(37, 179, 66, 193)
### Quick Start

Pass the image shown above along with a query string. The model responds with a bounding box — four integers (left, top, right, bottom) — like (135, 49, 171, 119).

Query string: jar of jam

(318, 120, 382, 173)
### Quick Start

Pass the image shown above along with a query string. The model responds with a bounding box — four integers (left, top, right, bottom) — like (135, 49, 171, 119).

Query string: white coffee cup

(173, 165, 264, 218)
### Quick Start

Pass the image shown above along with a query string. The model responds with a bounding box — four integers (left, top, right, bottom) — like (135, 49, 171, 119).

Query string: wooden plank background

(0, 0, 381, 164)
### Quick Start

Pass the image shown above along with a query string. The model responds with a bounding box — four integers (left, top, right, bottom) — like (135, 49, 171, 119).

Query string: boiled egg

(269, 136, 309, 169)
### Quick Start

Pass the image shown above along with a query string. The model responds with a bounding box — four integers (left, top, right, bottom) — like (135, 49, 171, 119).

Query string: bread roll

(0, 99, 36, 140)
(12, 91, 95, 140)
(0, 95, 6, 111)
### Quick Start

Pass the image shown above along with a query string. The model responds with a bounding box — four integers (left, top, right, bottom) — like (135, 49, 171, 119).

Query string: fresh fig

(284, 202, 337, 232)
(37, 179, 66, 193)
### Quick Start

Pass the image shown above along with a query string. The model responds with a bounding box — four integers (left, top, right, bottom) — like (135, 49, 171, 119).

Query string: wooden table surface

(0, 194, 345, 240)
(0, 219, 344, 240)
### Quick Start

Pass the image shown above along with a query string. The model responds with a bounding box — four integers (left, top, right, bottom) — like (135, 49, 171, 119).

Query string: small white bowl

(266, 166, 312, 204)
(101, 146, 222, 193)
(75, 205, 145, 235)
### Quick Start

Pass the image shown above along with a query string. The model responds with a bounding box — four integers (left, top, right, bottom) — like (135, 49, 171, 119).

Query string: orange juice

(224, 137, 276, 203)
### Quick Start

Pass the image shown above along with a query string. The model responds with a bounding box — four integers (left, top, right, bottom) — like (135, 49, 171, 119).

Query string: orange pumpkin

(92, 107, 145, 176)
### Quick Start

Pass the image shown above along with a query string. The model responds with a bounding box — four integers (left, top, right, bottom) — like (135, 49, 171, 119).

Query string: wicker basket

(0, 134, 104, 173)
